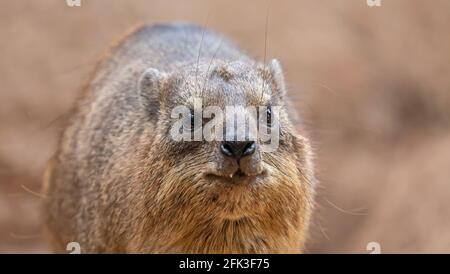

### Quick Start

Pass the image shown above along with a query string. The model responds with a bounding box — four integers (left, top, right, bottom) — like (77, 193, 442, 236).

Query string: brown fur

(42, 23, 316, 253)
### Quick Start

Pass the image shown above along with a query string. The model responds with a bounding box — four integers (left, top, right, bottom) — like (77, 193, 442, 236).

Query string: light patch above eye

(253, 83, 273, 106)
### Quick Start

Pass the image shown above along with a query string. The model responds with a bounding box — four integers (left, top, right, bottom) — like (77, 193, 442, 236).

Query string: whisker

(260, 0, 271, 102)
(309, 82, 341, 97)
(317, 219, 331, 241)
(202, 36, 224, 96)
(32, 110, 72, 134)
(323, 197, 367, 216)
(196, 10, 211, 96)
(21, 184, 47, 199)
(9, 232, 43, 240)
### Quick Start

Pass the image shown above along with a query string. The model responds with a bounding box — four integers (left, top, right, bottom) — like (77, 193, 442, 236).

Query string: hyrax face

(138, 60, 312, 220)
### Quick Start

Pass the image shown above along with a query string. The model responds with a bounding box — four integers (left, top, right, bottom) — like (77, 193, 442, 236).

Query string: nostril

(242, 141, 256, 156)
(220, 143, 234, 157)
(220, 141, 256, 159)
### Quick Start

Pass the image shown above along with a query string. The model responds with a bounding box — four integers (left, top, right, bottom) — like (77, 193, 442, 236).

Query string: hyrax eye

(266, 106, 272, 126)
(189, 109, 195, 131)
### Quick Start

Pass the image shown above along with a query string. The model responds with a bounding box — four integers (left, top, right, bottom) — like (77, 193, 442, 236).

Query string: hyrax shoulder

(43, 23, 315, 253)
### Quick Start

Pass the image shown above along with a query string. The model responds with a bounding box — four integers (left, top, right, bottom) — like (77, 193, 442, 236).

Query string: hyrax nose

(220, 141, 256, 160)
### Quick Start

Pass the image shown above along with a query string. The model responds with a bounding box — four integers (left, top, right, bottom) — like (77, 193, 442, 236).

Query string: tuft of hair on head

(211, 65, 234, 82)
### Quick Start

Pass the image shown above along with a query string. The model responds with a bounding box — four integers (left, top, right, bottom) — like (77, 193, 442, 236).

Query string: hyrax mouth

(204, 168, 267, 185)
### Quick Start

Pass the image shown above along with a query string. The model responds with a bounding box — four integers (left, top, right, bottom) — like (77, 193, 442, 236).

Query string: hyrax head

(138, 59, 311, 217)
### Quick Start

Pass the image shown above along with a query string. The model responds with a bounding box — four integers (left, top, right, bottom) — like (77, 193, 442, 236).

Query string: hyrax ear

(258, 59, 287, 98)
(138, 67, 171, 120)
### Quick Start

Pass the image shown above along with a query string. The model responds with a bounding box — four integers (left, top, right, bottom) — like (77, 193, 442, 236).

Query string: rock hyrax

(43, 23, 315, 253)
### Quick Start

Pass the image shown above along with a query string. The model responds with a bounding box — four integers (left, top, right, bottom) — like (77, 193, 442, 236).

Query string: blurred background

(1, 0, 450, 253)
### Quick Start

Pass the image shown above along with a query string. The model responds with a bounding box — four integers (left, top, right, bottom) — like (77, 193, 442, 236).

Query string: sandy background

(1, 0, 450, 253)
